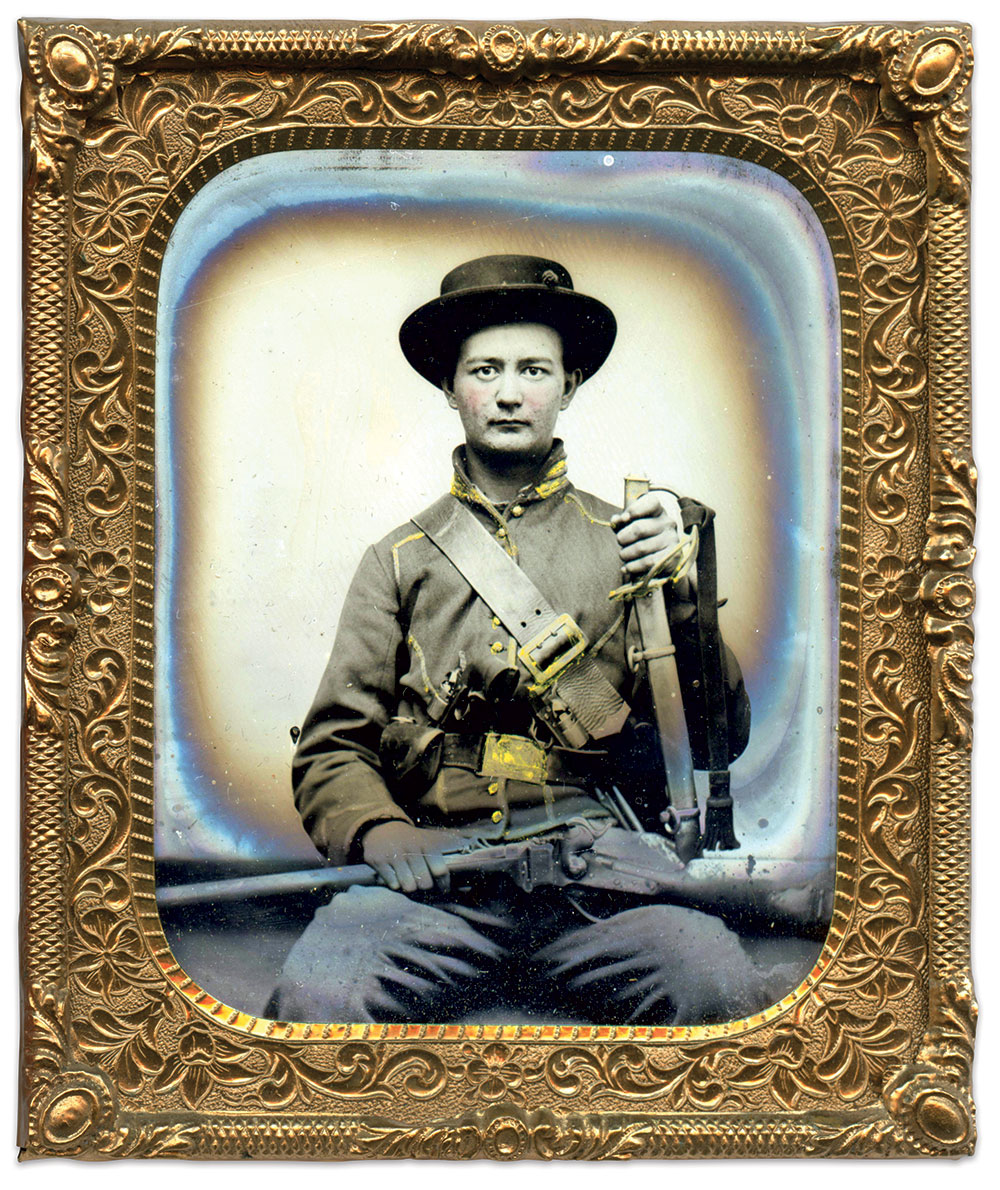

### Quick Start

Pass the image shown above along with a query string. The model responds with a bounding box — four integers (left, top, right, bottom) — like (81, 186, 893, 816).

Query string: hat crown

(440, 255, 574, 297)
(399, 253, 615, 386)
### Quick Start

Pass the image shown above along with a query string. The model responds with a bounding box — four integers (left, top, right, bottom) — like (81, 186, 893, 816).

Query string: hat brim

(399, 285, 617, 387)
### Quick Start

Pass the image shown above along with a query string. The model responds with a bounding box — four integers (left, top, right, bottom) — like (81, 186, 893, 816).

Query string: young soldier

(277, 255, 786, 1025)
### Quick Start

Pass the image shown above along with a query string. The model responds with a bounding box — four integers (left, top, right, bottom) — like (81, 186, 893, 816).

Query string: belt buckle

(479, 733, 549, 785)
(517, 613, 587, 685)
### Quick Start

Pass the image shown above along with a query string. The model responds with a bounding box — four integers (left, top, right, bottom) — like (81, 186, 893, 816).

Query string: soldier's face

(444, 323, 580, 461)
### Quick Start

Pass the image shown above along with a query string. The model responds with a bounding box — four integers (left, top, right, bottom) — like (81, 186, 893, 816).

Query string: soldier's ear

(561, 369, 582, 410)
(441, 378, 459, 409)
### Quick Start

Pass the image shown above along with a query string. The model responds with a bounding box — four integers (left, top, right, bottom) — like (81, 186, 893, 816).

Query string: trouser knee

(537, 903, 791, 1026)
(273, 884, 501, 1023)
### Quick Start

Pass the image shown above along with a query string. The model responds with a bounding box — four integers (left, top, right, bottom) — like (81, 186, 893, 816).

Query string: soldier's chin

(482, 433, 544, 459)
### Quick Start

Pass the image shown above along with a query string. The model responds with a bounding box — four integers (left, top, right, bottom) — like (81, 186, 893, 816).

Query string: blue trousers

(274, 879, 804, 1025)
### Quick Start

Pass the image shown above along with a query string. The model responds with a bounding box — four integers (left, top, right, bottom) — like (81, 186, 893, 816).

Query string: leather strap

(412, 496, 628, 740)
(679, 502, 729, 774)
(680, 498, 739, 850)
(414, 496, 564, 645)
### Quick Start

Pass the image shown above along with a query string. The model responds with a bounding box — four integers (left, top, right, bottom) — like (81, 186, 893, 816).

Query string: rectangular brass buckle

(517, 613, 587, 685)
(479, 733, 549, 785)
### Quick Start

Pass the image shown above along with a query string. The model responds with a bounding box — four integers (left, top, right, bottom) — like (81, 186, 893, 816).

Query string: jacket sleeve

(292, 545, 413, 864)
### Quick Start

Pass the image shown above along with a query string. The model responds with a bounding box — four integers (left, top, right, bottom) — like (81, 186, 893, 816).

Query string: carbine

(158, 817, 832, 934)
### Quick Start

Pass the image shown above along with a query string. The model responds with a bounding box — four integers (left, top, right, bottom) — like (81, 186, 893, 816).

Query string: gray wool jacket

(292, 442, 750, 865)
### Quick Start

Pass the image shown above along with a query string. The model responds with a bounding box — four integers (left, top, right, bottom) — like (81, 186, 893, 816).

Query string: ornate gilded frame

(19, 18, 975, 1160)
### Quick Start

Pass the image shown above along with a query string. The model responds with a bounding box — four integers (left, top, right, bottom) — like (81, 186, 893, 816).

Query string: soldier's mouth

(490, 419, 531, 427)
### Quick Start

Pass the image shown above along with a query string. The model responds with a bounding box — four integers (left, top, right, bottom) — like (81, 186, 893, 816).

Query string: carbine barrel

(156, 844, 832, 933)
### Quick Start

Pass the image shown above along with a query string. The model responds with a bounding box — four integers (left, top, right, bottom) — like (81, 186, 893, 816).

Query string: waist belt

(442, 732, 607, 787)
(412, 495, 629, 742)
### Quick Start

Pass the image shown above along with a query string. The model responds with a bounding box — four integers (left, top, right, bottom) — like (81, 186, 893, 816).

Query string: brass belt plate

(478, 732, 549, 784)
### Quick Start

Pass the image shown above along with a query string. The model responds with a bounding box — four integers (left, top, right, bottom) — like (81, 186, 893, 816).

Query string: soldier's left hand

(612, 491, 683, 579)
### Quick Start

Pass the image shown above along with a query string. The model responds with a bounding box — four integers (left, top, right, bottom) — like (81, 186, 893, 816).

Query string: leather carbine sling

(412, 491, 739, 852)
(413, 494, 629, 745)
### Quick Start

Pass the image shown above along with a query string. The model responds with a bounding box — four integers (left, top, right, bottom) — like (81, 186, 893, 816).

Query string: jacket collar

(450, 440, 570, 514)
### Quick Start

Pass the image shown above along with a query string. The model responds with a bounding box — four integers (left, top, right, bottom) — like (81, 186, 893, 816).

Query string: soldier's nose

(496, 377, 523, 408)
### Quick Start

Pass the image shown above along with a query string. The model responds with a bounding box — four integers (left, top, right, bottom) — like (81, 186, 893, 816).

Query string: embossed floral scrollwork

(173, 73, 276, 154)
(94, 25, 204, 69)
(345, 74, 450, 125)
(460, 1042, 535, 1103)
(25, 989, 192, 1159)
(24, 438, 80, 732)
(833, 914, 926, 1006)
(921, 450, 976, 747)
(258, 1042, 450, 1109)
(21, 18, 204, 189)
(78, 998, 265, 1114)
(65, 636, 133, 976)
(733, 75, 905, 184)
(840, 173, 927, 265)
(925, 620, 973, 747)
(77, 546, 132, 641)
(853, 674, 924, 936)
(152, 1016, 264, 1109)
(858, 263, 926, 528)
(24, 984, 71, 1091)
(84, 74, 186, 184)
(16, 12, 977, 1156)
(26, 989, 195, 1158)
(71, 647, 130, 766)
(860, 554, 920, 622)
(531, 1112, 654, 1160)
(727, 1009, 824, 1110)
(729, 997, 909, 1110)
(75, 1002, 165, 1092)
(456, 82, 541, 127)
(72, 169, 155, 257)
(544, 1042, 727, 1108)
(25, 611, 78, 734)
(738, 77, 839, 158)
(25, 437, 71, 559)
(546, 75, 739, 132)
(70, 908, 156, 1001)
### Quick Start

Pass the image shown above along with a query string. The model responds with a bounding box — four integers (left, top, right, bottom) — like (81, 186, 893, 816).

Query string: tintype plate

(19, 17, 975, 1160)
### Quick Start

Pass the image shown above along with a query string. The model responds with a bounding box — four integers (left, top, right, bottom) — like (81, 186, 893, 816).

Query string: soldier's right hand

(361, 822, 462, 893)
